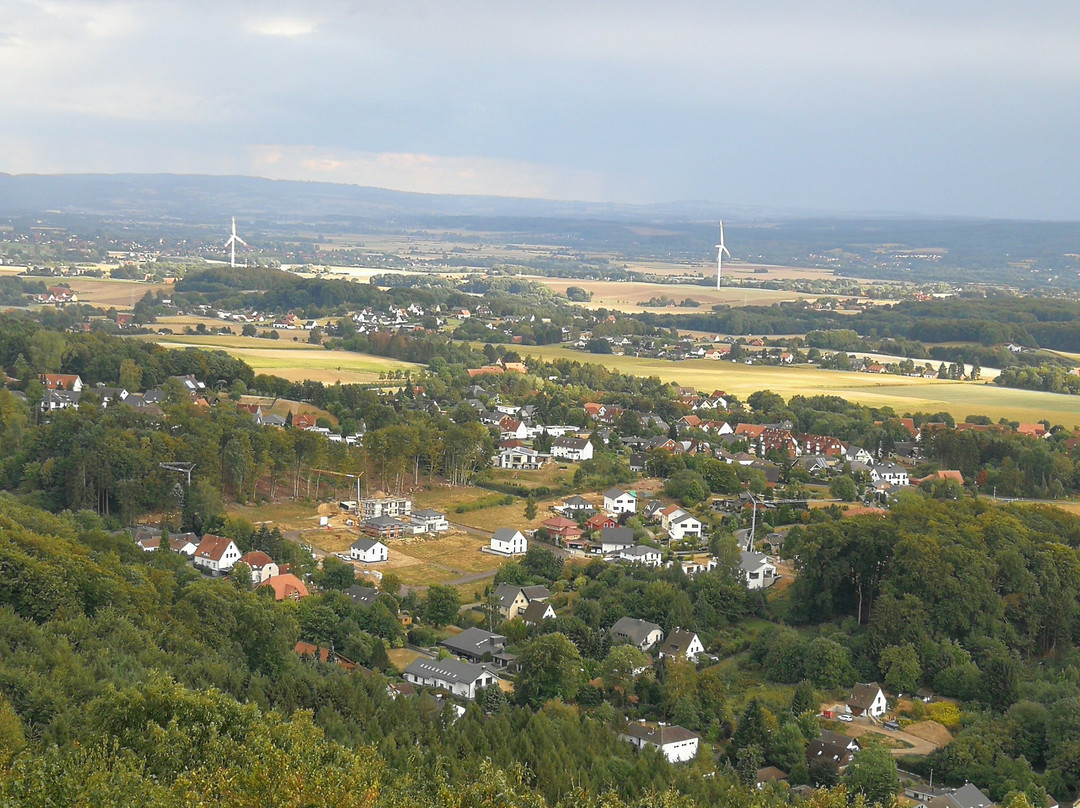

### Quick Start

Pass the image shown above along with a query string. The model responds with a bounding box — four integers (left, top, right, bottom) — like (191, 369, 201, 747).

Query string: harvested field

(63, 278, 173, 307)
(395, 531, 502, 574)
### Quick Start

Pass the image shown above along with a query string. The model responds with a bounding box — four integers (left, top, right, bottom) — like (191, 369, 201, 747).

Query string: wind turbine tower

(715, 220, 731, 290)
(225, 217, 247, 268)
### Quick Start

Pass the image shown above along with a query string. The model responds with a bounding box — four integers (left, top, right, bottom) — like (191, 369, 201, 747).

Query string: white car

(838, 714, 854, 723)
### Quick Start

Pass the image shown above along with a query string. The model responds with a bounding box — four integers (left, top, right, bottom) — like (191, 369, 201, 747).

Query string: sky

(1, 0, 1079, 219)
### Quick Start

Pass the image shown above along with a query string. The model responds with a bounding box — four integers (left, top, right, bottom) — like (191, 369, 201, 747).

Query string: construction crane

(310, 468, 364, 503)
(158, 462, 195, 486)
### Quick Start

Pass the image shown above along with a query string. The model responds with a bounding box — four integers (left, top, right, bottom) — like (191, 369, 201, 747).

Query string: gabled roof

(345, 584, 380, 606)
(520, 585, 550, 601)
(494, 583, 526, 609)
(848, 682, 885, 710)
(258, 573, 310, 601)
(622, 721, 699, 747)
(403, 657, 494, 686)
(440, 627, 506, 658)
(520, 600, 555, 623)
(610, 616, 662, 645)
(739, 551, 773, 573)
(552, 436, 591, 450)
(240, 551, 274, 569)
(492, 527, 524, 542)
(604, 487, 633, 500)
(600, 527, 634, 546)
(350, 537, 385, 553)
(658, 628, 701, 658)
(194, 534, 236, 562)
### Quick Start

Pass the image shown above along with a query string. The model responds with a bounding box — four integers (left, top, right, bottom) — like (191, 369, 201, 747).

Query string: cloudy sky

(2, 1, 1079, 219)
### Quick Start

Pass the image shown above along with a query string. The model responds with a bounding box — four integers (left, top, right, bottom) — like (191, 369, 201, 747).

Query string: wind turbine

(715, 220, 731, 290)
(225, 217, 247, 268)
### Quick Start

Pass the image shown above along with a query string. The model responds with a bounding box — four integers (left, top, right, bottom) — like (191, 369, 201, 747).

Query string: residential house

(806, 732, 859, 772)
(192, 534, 242, 575)
(586, 512, 618, 532)
(599, 527, 635, 554)
(40, 389, 81, 412)
(756, 767, 789, 789)
(498, 417, 529, 441)
(294, 641, 357, 671)
(360, 495, 412, 519)
(540, 516, 582, 541)
(240, 551, 279, 583)
(657, 629, 705, 662)
(258, 573, 310, 601)
(40, 373, 83, 392)
(618, 545, 663, 566)
(550, 436, 594, 462)
(440, 627, 507, 663)
(846, 682, 888, 717)
(844, 445, 874, 464)
(345, 584, 381, 606)
(620, 721, 700, 764)
(604, 487, 637, 514)
(558, 495, 596, 516)
(410, 508, 449, 534)
(667, 512, 703, 542)
(350, 537, 389, 563)
(494, 445, 544, 470)
(629, 453, 647, 472)
(360, 515, 410, 540)
(520, 600, 557, 625)
(489, 528, 527, 556)
(402, 658, 500, 700)
(870, 462, 910, 487)
(740, 551, 777, 590)
(927, 784, 998, 808)
(610, 616, 664, 650)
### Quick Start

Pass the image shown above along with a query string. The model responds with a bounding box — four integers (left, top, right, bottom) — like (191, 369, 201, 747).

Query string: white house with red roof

(192, 534, 242, 575)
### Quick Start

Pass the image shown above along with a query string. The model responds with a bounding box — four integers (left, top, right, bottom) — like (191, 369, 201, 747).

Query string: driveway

(844, 720, 940, 757)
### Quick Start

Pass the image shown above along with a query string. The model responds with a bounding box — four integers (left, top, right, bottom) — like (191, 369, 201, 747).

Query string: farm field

(412, 485, 553, 533)
(525, 276, 831, 311)
(149, 333, 418, 383)
(513, 344, 1080, 427)
(62, 277, 173, 307)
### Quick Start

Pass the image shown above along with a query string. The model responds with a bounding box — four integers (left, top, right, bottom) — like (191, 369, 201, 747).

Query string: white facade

(411, 509, 450, 534)
(667, 513, 703, 542)
(604, 489, 637, 514)
(494, 446, 543, 470)
(360, 497, 412, 519)
(620, 723, 700, 764)
(490, 528, 528, 556)
(871, 463, 910, 487)
(192, 536, 242, 575)
(550, 437, 594, 462)
(619, 546, 662, 566)
(350, 539, 389, 563)
(402, 659, 499, 700)
(740, 551, 777, 590)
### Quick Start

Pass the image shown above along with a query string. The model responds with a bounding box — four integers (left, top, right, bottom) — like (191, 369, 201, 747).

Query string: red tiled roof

(195, 534, 236, 562)
(259, 574, 310, 601)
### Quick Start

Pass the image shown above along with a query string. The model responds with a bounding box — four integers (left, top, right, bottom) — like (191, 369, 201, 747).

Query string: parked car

(838, 714, 854, 723)
(883, 720, 901, 731)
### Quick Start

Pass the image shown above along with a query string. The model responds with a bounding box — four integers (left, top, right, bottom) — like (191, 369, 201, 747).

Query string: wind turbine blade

(721, 246, 731, 259)
(235, 236, 248, 246)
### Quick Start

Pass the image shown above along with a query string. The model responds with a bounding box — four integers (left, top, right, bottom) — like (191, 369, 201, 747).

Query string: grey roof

(670, 512, 699, 525)
(604, 487, 631, 499)
(739, 551, 772, 573)
(848, 682, 885, 710)
(600, 527, 634, 547)
(658, 628, 700, 657)
(350, 537, 384, 552)
(610, 616, 662, 646)
(622, 722, 699, 746)
(817, 731, 859, 751)
(494, 583, 524, 609)
(562, 495, 594, 508)
(552, 436, 590, 449)
(403, 657, 492, 686)
(363, 515, 408, 528)
(806, 739, 853, 767)
(946, 784, 995, 808)
(492, 527, 524, 542)
(621, 545, 657, 558)
(440, 627, 506, 659)
(412, 508, 445, 518)
(520, 601, 555, 624)
(520, 585, 550, 601)
(345, 585, 380, 606)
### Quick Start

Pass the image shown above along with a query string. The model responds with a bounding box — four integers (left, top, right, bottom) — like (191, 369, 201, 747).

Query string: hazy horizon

(2, 2, 1079, 220)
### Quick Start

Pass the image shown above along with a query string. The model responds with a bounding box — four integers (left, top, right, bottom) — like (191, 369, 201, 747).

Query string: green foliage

(515, 633, 583, 707)
(422, 585, 460, 628)
(843, 740, 899, 807)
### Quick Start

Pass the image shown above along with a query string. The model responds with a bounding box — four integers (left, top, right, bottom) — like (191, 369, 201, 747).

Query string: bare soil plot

(63, 278, 173, 307)
(903, 720, 953, 747)
(395, 531, 502, 574)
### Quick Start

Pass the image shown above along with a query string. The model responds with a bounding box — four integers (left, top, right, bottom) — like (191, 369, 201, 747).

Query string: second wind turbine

(715, 220, 731, 290)
(225, 217, 247, 268)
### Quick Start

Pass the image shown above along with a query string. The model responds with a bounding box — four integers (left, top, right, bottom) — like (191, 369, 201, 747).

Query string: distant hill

(0, 172, 727, 223)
